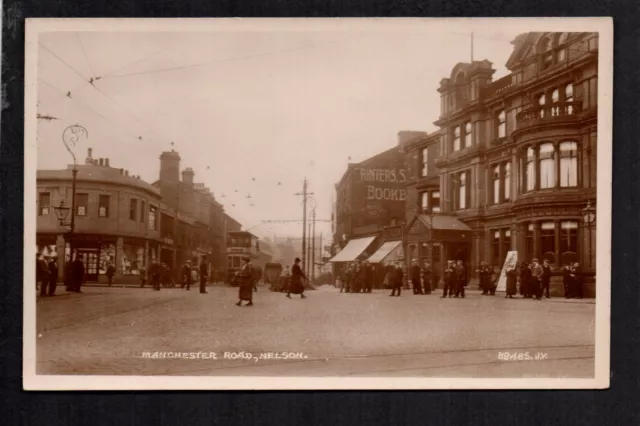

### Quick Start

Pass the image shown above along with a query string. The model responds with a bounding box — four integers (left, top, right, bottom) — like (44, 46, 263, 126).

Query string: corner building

(425, 32, 598, 296)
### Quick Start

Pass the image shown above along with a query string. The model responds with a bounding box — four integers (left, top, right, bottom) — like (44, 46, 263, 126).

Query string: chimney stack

(99, 158, 104, 166)
(125, 170, 129, 176)
(182, 167, 195, 186)
(119, 168, 124, 175)
(105, 158, 110, 167)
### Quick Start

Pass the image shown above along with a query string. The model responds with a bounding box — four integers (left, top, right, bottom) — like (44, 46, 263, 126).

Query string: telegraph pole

(294, 178, 313, 275)
(311, 209, 316, 282)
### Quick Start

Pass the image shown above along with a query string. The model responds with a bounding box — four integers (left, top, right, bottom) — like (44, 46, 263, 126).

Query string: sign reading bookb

(496, 251, 518, 292)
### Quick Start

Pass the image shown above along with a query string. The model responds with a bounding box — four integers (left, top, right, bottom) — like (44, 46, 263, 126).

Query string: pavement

(35, 284, 596, 378)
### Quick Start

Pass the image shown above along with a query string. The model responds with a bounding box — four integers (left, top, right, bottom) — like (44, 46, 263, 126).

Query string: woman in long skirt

(287, 257, 307, 299)
(505, 266, 518, 298)
(234, 257, 254, 306)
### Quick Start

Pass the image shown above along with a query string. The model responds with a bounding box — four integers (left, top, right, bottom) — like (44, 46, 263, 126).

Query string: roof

(417, 214, 472, 231)
(37, 167, 161, 198)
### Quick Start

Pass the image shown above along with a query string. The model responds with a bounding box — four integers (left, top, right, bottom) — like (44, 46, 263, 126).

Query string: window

(421, 147, 428, 177)
(560, 141, 578, 187)
(551, 89, 560, 116)
(526, 223, 534, 259)
(464, 121, 472, 148)
(148, 205, 157, 230)
(38, 192, 50, 216)
(497, 110, 506, 138)
(538, 94, 546, 118)
(540, 37, 553, 70)
(420, 191, 429, 211)
(493, 165, 501, 204)
(76, 193, 88, 216)
(492, 231, 500, 266)
(526, 147, 536, 191)
(557, 33, 568, 61)
(502, 229, 512, 256)
(504, 163, 511, 201)
(539, 143, 556, 189)
(453, 126, 461, 151)
(431, 191, 441, 213)
(458, 172, 468, 210)
(98, 194, 110, 217)
(540, 222, 556, 263)
(129, 198, 138, 221)
(560, 221, 578, 254)
(140, 201, 146, 223)
(565, 83, 574, 114)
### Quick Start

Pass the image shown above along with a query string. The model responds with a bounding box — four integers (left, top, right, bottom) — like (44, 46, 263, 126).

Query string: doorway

(77, 248, 100, 282)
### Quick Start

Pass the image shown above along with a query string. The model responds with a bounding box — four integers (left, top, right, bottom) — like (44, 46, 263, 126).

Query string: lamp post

(58, 124, 88, 279)
(581, 200, 596, 269)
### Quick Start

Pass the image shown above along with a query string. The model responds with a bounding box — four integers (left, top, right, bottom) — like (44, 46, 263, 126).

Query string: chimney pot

(99, 158, 104, 166)
(119, 168, 123, 175)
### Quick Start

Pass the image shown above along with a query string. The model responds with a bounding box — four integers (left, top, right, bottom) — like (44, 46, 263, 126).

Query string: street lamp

(581, 200, 596, 268)
(53, 200, 71, 227)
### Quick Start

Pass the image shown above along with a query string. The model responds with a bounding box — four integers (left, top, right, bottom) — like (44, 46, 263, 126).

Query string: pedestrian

(234, 256, 254, 306)
(199, 258, 208, 294)
(519, 261, 532, 298)
(139, 265, 147, 288)
(478, 261, 492, 295)
(455, 260, 466, 298)
(541, 259, 552, 298)
(562, 262, 573, 298)
(442, 260, 455, 298)
(571, 262, 583, 299)
(505, 265, 517, 298)
(489, 265, 499, 295)
(150, 261, 161, 291)
(287, 257, 307, 299)
(531, 258, 543, 300)
(37, 254, 50, 297)
(106, 262, 115, 287)
(384, 263, 394, 292)
(422, 261, 432, 295)
(410, 259, 423, 295)
(281, 265, 291, 293)
(390, 262, 403, 296)
(70, 255, 85, 293)
(47, 256, 58, 296)
(181, 260, 193, 290)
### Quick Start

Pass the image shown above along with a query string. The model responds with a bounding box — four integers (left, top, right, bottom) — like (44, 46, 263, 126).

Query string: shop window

(38, 192, 50, 216)
(148, 205, 157, 230)
(540, 222, 556, 263)
(492, 165, 501, 204)
(431, 191, 441, 213)
(497, 110, 506, 138)
(98, 194, 110, 218)
(492, 230, 500, 266)
(98, 243, 116, 274)
(560, 141, 578, 187)
(453, 126, 461, 152)
(76, 193, 88, 216)
(121, 244, 144, 275)
(504, 163, 511, 201)
(129, 198, 137, 221)
(525, 147, 536, 192)
(140, 201, 146, 223)
(421, 147, 428, 177)
(560, 221, 578, 255)
(539, 143, 556, 189)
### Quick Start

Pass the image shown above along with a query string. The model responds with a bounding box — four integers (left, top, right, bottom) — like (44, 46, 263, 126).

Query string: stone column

(116, 236, 124, 275)
(517, 223, 527, 259)
(56, 234, 66, 282)
(554, 221, 561, 264)
(510, 224, 517, 251)
(498, 228, 506, 266)
(533, 221, 541, 260)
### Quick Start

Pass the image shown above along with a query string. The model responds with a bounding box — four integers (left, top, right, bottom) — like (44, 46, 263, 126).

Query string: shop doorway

(77, 248, 100, 282)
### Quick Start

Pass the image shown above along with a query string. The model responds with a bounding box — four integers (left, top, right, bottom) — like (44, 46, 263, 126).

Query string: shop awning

(418, 214, 472, 231)
(329, 236, 376, 263)
(367, 240, 403, 264)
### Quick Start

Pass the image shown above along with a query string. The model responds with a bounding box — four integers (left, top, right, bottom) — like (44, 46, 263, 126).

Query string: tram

(226, 231, 272, 285)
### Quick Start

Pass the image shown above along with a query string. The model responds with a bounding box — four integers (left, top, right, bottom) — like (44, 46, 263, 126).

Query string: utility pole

(294, 178, 313, 275)
(307, 221, 312, 278)
(311, 208, 316, 282)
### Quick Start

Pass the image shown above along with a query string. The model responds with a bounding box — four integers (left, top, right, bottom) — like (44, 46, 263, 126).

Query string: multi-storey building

(406, 31, 598, 295)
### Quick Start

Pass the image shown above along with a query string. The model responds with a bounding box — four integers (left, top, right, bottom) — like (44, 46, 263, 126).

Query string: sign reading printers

(360, 168, 407, 201)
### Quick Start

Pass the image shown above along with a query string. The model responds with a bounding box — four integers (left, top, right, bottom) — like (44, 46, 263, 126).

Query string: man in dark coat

(421, 261, 432, 295)
(410, 259, 423, 295)
(506, 265, 518, 298)
(287, 257, 307, 299)
(478, 261, 492, 295)
(562, 262, 573, 298)
(390, 262, 403, 297)
(363, 261, 374, 293)
(454, 260, 466, 298)
(442, 260, 455, 298)
(148, 261, 161, 291)
(106, 262, 115, 286)
(70, 256, 85, 293)
(199, 258, 208, 294)
(37, 254, 50, 297)
(234, 256, 254, 306)
(541, 259, 552, 298)
(520, 262, 532, 298)
(571, 262, 583, 299)
(181, 260, 193, 290)
(47, 256, 58, 296)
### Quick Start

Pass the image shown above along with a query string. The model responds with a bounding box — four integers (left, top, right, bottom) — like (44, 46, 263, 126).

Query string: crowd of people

(504, 259, 584, 299)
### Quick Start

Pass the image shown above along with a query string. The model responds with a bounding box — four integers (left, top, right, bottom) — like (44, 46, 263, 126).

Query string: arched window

(453, 126, 461, 151)
(526, 147, 536, 191)
(459, 172, 467, 210)
(539, 143, 556, 189)
(504, 162, 511, 201)
(497, 110, 506, 138)
(559, 141, 578, 187)
(493, 165, 501, 204)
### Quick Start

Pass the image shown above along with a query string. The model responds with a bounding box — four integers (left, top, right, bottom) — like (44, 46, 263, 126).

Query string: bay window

(539, 143, 556, 189)
(559, 141, 578, 187)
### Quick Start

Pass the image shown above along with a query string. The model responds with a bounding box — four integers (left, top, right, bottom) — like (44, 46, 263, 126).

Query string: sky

(35, 21, 520, 240)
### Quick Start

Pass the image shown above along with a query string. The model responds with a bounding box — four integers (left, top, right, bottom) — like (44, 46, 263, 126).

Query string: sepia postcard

(23, 17, 612, 390)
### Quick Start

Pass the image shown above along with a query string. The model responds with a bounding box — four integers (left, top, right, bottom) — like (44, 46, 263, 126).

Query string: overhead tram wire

(101, 34, 370, 80)
(75, 32, 96, 79)
(38, 42, 172, 147)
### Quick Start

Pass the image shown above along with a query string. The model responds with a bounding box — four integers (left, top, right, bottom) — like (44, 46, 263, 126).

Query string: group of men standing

(179, 258, 211, 294)
(516, 258, 553, 300)
(36, 253, 86, 297)
(338, 261, 376, 293)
